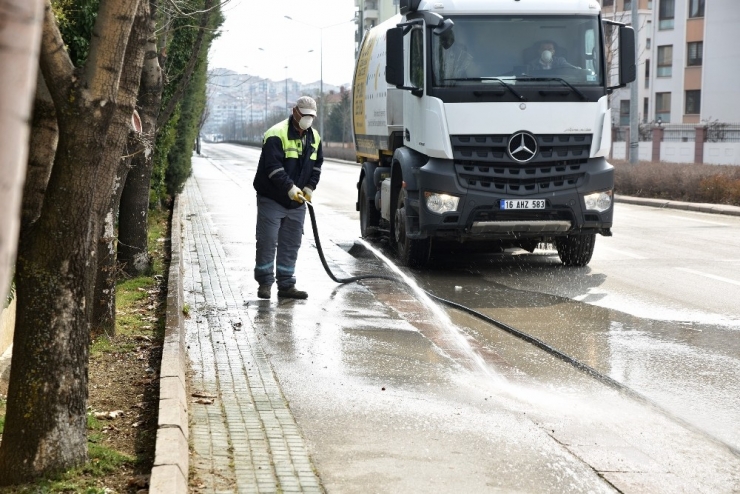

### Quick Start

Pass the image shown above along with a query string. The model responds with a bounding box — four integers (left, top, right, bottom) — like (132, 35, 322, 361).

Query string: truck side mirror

(386, 27, 405, 87)
(618, 25, 636, 86)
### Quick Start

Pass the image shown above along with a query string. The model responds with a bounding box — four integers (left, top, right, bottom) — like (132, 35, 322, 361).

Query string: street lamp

(284, 16, 355, 138)
(285, 65, 289, 115)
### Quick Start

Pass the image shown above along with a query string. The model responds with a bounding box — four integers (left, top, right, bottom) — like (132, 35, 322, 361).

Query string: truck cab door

(403, 26, 426, 154)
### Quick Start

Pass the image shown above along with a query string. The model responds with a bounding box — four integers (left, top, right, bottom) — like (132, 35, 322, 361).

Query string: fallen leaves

(192, 391, 216, 405)
(95, 410, 125, 420)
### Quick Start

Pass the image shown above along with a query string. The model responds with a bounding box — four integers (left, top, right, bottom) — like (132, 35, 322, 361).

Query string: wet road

(194, 142, 740, 492)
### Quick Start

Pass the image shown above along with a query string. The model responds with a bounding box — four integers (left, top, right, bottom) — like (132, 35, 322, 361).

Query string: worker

(253, 95, 323, 300)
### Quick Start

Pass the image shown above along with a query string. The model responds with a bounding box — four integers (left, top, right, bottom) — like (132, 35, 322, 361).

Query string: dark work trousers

(254, 195, 306, 290)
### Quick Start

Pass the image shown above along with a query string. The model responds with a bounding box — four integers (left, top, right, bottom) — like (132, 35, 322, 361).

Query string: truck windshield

(432, 15, 603, 88)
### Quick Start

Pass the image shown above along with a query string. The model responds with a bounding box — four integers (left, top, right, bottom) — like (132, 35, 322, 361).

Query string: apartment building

(615, 0, 739, 124)
(601, 0, 654, 126)
(670, 0, 739, 124)
(355, 0, 399, 56)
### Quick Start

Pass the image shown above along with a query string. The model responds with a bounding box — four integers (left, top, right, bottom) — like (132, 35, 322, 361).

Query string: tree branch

(38, 0, 74, 109)
(84, 0, 140, 102)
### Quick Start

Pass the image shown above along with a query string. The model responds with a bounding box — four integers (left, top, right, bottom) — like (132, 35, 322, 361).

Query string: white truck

(353, 0, 635, 267)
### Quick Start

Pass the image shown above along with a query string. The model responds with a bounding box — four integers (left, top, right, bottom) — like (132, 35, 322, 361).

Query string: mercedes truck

(353, 0, 636, 267)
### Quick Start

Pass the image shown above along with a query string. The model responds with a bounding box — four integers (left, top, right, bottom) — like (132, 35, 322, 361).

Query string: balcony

(363, 8, 378, 21)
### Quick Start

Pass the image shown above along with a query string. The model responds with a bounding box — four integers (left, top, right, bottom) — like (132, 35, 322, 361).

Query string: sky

(208, 0, 359, 87)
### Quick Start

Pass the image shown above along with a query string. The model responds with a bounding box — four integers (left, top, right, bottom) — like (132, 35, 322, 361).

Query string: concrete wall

(704, 142, 740, 166)
(661, 141, 695, 163)
(610, 142, 654, 162)
(1, 299, 16, 357)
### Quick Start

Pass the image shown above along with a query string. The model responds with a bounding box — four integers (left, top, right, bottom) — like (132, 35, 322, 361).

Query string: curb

(150, 193, 189, 493)
(616, 195, 740, 217)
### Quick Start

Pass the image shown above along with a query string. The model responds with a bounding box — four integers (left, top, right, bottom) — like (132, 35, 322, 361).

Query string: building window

(648, 0, 653, 8)
(687, 41, 703, 66)
(643, 97, 649, 123)
(620, 100, 630, 126)
(659, 0, 675, 30)
(603, 0, 614, 6)
(689, 0, 704, 18)
(657, 45, 672, 77)
(685, 90, 701, 114)
(644, 59, 650, 88)
(623, 0, 632, 10)
(646, 38, 651, 49)
(656, 92, 671, 123)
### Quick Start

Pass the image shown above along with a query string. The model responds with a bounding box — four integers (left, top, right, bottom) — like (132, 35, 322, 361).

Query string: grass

(0, 206, 170, 492)
(0, 413, 135, 493)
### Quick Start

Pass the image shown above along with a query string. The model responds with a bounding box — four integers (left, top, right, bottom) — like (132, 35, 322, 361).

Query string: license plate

(500, 199, 546, 210)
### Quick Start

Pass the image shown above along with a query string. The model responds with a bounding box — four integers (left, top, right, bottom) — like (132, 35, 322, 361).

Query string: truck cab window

(431, 15, 603, 90)
(410, 28, 424, 89)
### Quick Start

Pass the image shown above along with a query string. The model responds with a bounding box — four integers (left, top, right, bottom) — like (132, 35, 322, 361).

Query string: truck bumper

(411, 156, 614, 241)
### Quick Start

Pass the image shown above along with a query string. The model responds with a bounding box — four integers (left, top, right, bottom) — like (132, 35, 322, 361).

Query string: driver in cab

(527, 40, 580, 71)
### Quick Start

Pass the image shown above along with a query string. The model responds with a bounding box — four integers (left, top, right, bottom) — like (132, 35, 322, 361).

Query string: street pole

(319, 28, 324, 137)
(629, 0, 639, 164)
(283, 16, 354, 137)
(285, 65, 289, 115)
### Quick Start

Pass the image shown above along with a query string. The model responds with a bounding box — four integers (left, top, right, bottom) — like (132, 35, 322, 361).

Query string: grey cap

(295, 95, 317, 116)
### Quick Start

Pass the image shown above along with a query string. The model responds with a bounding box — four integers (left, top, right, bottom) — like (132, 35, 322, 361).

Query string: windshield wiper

(443, 77, 525, 101)
(515, 77, 588, 101)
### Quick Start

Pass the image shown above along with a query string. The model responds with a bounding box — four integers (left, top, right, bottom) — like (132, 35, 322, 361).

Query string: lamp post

(284, 16, 355, 138)
(285, 65, 289, 115)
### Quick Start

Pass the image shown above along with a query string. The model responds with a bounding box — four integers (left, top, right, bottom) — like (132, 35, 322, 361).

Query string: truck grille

(451, 134, 591, 196)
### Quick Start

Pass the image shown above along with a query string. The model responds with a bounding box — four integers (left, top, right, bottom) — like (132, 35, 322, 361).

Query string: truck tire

(394, 188, 431, 268)
(359, 175, 380, 238)
(556, 233, 596, 267)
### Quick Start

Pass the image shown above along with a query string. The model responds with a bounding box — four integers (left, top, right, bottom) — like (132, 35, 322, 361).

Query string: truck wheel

(359, 175, 380, 238)
(394, 188, 431, 268)
(556, 234, 596, 267)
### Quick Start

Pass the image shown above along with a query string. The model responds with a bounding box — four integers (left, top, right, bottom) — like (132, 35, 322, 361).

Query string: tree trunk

(118, 0, 163, 277)
(0, 0, 148, 483)
(0, 0, 44, 304)
(92, 3, 150, 335)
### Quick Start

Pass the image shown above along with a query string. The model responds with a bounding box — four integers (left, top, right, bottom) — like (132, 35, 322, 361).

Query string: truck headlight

(424, 192, 459, 214)
(583, 190, 612, 212)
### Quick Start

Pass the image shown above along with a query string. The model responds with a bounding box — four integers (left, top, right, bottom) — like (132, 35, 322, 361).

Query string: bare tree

(0, 0, 44, 306)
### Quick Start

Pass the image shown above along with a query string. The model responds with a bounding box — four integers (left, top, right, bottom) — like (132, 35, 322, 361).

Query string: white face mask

(298, 115, 314, 130)
(541, 50, 553, 63)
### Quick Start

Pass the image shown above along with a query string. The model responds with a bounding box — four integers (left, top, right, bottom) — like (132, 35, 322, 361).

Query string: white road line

(664, 215, 728, 226)
(597, 245, 647, 259)
(675, 267, 740, 287)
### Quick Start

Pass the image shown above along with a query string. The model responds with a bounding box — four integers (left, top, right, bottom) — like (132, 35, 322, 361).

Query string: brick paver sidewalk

(182, 176, 323, 493)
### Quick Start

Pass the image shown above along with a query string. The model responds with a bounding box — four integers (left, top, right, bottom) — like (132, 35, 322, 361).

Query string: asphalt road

(197, 142, 740, 493)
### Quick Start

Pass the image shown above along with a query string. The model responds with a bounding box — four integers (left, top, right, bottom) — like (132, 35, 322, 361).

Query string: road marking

(664, 215, 728, 226)
(597, 245, 647, 259)
(675, 267, 740, 287)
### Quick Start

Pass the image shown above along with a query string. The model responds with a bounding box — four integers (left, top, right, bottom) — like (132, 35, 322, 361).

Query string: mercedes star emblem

(507, 131, 538, 163)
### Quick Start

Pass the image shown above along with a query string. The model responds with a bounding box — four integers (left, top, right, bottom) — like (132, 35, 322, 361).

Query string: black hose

(306, 201, 740, 457)
(307, 202, 398, 284)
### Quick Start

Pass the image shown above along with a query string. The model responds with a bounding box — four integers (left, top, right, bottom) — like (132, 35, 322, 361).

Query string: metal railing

(662, 124, 696, 142)
(705, 122, 740, 143)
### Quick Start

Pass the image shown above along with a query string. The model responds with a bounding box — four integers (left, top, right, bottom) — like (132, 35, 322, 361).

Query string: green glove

(302, 187, 313, 203)
(288, 185, 305, 203)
